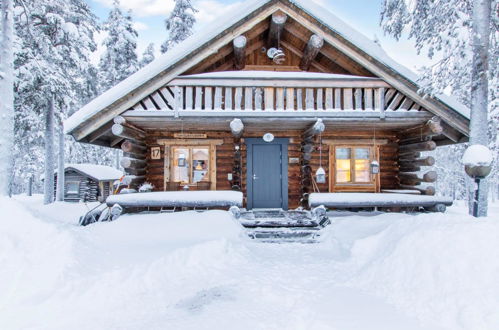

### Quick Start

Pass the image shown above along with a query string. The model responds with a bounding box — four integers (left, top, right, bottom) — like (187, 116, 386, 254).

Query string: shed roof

(64, 164, 123, 182)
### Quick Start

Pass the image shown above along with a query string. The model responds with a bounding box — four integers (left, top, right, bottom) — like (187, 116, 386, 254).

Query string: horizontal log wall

(145, 129, 399, 209)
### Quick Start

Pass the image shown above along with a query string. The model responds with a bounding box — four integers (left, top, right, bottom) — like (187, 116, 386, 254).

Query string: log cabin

(65, 0, 469, 211)
(53, 164, 123, 202)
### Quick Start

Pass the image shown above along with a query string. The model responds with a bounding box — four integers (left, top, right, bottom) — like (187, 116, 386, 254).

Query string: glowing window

(335, 147, 372, 184)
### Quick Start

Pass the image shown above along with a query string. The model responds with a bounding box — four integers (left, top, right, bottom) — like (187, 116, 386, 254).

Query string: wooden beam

(399, 140, 437, 155)
(268, 11, 287, 47)
(230, 118, 244, 138)
(283, 23, 370, 76)
(112, 124, 146, 141)
(121, 157, 146, 169)
(88, 122, 113, 143)
(300, 34, 324, 71)
(399, 184, 436, 196)
(121, 139, 147, 156)
(399, 156, 435, 167)
(399, 117, 443, 139)
(399, 171, 437, 186)
(233, 35, 247, 70)
(279, 40, 330, 73)
(303, 118, 325, 139)
(440, 121, 462, 142)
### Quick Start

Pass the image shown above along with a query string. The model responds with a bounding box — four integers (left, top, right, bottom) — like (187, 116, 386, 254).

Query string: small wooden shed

(54, 164, 123, 202)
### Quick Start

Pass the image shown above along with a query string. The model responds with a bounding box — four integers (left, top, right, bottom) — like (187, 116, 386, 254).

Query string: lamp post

(465, 164, 492, 217)
(462, 145, 493, 218)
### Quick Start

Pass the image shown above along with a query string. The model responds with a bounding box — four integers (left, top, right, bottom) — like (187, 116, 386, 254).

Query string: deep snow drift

(1, 195, 498, 330)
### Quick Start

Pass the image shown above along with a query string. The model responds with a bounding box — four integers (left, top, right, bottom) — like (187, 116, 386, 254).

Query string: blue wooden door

(247, 138, 288, 209)
(252, 144, 282, 208)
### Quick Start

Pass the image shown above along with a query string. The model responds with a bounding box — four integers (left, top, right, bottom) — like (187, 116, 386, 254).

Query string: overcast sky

(87, 0, 434, 73)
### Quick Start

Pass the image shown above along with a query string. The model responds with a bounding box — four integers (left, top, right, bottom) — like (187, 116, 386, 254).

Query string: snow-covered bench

(309, 193, 453, 212)
(106, 191, 243, 210)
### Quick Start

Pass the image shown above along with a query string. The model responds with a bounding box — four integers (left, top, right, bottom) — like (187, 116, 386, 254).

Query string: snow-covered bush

(138, 182, 154, 193)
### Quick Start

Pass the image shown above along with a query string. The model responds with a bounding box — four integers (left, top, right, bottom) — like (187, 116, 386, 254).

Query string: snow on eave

(64, 0, 469, 138)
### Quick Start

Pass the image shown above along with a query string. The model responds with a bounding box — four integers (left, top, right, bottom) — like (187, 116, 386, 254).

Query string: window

(172, 147, 210, 184)
(66, 181, 80, 194)
(334, 146, 373, 184)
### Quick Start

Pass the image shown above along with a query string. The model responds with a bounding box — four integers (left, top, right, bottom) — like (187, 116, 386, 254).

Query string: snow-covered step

(245, 227, 322, 244)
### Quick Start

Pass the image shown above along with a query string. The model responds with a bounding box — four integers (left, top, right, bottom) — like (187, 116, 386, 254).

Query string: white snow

(461, 144, 494, 166)
(65, 163, 123, 181)
(106, 190, 244, 207)
(2, 195, 499, 330)
(309, 192, 453, 207)
(64, 0, 469, 136)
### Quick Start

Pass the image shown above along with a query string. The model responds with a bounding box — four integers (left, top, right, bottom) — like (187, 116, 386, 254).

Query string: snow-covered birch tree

(0, 0, 14, 196)
(56, 126, 65, 202)
(160, 0, 197, 53)
(469, 0, 493, 216)
(44, 96, 55, 204)
(380, 0, 498, 216)
(98, 0, 138, 92)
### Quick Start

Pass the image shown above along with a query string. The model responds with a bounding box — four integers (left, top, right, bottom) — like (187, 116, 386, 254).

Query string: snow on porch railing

(128, 77, 425, 114)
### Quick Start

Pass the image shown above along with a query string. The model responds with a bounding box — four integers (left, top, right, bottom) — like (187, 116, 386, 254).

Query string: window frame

(329, 144, 380, 192)
(171, 146, 211, 185)
(159, 139, 223, 191)
(66, 181, 80, 195)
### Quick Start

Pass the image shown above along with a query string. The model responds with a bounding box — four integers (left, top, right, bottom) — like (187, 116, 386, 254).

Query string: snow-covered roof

(65, 0, 469, 137)
(64, 164, 123, 181)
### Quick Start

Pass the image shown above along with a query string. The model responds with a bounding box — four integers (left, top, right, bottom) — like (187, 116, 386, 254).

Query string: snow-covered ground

(1, 195, 499, 330)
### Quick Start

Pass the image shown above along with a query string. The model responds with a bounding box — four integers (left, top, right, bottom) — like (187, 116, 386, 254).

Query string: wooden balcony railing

(128, 74, 426, 117)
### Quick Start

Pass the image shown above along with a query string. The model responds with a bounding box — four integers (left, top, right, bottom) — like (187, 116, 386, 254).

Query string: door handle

(253, 174, 259, 180)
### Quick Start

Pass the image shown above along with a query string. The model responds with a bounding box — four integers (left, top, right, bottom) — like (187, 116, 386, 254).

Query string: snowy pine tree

(381, 0, 498, 216)
(139, 42, 155, 67)
(98, 0, 138, 92)
(13, 0, 102, 196)
(161, 0, 197, 53)
(0, 0, 14, 196)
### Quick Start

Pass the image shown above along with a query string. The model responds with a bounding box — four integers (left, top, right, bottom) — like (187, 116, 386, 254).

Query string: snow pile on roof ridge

(461, 144, 494, 166)
(66, 163, 123, 181)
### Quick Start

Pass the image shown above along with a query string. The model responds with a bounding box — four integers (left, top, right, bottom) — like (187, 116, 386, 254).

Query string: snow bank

(309, 192, 453, 207)
(1, 197, 245, 329)
(461, 144, 493, 166)
(3, 196, 499, 330)
(0, 197, 76, 327)
(322, 207, 499, 330)
(106, 190, 243, 208)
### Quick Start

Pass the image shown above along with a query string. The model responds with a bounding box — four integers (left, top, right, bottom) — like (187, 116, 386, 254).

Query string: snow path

(2, 196, 499, 330)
